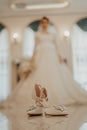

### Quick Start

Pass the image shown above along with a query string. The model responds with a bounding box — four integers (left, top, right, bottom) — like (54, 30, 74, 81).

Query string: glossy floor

(0, 105, 87, 130)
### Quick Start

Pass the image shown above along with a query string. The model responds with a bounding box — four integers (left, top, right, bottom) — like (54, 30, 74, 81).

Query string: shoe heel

(42, 107, 46, 117)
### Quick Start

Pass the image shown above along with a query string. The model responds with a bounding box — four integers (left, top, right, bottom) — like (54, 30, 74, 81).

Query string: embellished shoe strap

(36, 87, 48, 107)
(27, 105, 36, 112)
(53, 105, 65, 112)
(40, 87, 48, 101)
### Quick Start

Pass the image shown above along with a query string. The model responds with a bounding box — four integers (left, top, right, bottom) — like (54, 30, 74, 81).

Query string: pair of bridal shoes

(27, 84, 68, 116)
(27, 105, 68, 116)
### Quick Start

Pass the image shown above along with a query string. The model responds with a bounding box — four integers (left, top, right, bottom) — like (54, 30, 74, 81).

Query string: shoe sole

(45, 113, 68, 116)
(27, 113, 42, 116)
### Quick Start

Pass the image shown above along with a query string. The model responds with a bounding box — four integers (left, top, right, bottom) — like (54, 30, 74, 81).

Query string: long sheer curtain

(71, 25, 87, 91)
(0, 29, 11, 101)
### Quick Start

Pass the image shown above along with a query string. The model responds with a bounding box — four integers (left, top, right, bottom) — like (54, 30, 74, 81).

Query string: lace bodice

(35, 32, 56, 45)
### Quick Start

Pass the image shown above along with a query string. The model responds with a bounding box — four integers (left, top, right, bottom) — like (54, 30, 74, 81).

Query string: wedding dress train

(1, 31, 87, 108)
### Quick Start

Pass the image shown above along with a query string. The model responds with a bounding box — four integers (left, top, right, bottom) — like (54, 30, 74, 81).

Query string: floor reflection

(0, 112, 9, 130)
(80, 123, 87, 130)
(0, 105, 87, 130)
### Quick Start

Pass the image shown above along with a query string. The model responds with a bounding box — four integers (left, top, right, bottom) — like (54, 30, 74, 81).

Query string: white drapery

(71, 25, 87, 91)
(0, 29, 11, 101)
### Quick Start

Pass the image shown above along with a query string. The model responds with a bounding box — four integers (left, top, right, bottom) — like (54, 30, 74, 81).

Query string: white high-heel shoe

(45, 105, 68, 116)
(27, 105, 43, 116)
(27, 84, 44, 116)
(41, 88, 68, 116)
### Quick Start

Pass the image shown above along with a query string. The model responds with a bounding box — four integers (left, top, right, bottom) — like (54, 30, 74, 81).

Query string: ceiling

(0, 0, 87, 17)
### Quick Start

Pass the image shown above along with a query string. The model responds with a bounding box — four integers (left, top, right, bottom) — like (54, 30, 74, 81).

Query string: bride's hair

(41, 16, 50, 23)
(38, 17, 56, 33)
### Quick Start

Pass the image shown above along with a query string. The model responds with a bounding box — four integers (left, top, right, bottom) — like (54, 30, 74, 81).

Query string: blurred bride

(28, 17, 87, 105)
(1, 17, 87, 109)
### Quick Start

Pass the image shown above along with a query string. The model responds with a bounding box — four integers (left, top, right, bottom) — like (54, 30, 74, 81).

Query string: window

(71, 18, 87, 91)
(23, 20, 41, 58)
(0, 24, 11, 101)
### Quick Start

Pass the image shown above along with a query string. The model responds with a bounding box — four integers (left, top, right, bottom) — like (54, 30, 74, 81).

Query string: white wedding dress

(1, 31, 87, 108)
